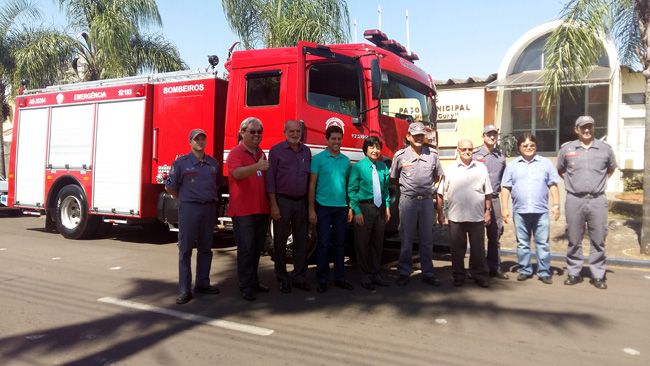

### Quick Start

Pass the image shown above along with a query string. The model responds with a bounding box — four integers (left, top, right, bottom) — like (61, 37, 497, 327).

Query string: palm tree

(540, 0, 650, 255)
(48, 0, 187, 81)
(221, 0, 350, 49)
(0, 0, 76, 177)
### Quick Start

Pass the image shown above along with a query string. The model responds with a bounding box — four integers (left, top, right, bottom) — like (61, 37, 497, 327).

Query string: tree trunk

(642, 73, 650, 254)
(0, 82, 6, 178)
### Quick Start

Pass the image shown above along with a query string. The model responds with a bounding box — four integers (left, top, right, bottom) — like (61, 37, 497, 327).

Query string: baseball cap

(408, 122, 426, 135)
(483, 124, 498, 134)
(189, 128, 207, 141)
(575, 116, 594, 127)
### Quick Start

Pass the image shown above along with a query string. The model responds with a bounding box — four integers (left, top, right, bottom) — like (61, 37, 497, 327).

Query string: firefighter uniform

(472, 144, 506, 276)
(557, 138, 617, 281)
(391, 125, 443, 282)
(166, 151, 222, 298)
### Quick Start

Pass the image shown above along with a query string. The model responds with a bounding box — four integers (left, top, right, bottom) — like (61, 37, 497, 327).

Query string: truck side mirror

(370, 59, 381, 100)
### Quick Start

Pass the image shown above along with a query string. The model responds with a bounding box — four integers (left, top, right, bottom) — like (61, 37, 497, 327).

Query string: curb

(500, 249, 650, 269)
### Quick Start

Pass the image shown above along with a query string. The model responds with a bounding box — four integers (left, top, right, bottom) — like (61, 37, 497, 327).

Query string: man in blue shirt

(501, 133, 560, 284)
(166, 128, 223, 304)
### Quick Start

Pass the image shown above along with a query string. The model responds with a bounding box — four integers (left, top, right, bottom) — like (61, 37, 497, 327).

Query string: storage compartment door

(14, 108, 49, 207)
(48, 104, 94, 169)
(92, 100, 145, 215)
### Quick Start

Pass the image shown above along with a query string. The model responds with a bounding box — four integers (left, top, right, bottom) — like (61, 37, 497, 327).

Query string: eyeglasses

(521, 144, 536, 148)
(246, 129, 263, 135)
(458, 147, 472, 152)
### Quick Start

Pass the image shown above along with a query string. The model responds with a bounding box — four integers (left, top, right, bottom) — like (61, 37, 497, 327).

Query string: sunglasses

(246, 129, 263, 135)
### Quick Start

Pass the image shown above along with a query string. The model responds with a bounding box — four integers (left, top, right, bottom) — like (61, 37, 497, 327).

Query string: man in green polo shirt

(348, 136, 391, 291)
(308, 125, 354, 293)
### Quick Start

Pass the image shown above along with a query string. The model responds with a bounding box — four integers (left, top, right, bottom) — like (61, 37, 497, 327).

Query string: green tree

(221, 0, 350, 49)
(0, 0, 76, 177)
(541, 0, 650, 254)
(50, 0, 187, 81)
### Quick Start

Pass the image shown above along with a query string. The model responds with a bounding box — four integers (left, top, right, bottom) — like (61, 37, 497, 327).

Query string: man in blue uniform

(472, 125, 508, 280)
(557, 116, 617, 290)
(166, 128, 223, 304)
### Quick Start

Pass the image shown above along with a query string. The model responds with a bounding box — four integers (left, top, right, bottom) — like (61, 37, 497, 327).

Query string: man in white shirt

(439, 139, 492, 288)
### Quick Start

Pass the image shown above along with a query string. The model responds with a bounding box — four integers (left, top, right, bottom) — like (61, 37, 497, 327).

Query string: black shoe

(517, 273, 532, 282)
(590, 278, 607, 289)
(372, 275, 390, 287)
(360, 281, 376, 291)
(474, 278, 490, 288)
(279, 281, 292, 294)
(241, 289, 256, 301)
(175, 292, 193, 305)
(334, 280, 354, 290)
(422, 276, 441, 287)
(316, 282, 328, 293)
(453, 278, 464, 287)
(396, 275, 409, 286)
(194, 285, 220, 295)
(564, 275, 584, 286)
(490, 270, 510, 280)
(539, 276, 553, 285)
(293, 282, 311, 291)
(254, 283, 270, 293)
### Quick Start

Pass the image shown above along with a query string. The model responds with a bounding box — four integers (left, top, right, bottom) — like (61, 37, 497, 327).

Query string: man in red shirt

(227, 117, 271, 301)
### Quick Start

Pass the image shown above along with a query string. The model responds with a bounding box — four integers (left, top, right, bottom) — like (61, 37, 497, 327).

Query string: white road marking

(51, 257, 61, 260)
(25, 334, 47, 340)
(97, 297, 274, 336)
(623, 348, 640, 356)
(109, 266, 121, 270)
(0, 248, 7, 251)
(644, 275, 650, 280)
(435, 318, 448, 325)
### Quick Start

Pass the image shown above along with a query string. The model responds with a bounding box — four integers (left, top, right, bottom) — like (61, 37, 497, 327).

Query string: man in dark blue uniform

(472, 125, 508, 280)
(166, 128, 223, 304)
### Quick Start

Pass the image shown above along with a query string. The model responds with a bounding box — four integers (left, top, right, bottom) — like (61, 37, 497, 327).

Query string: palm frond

(129, 33, 187, 74)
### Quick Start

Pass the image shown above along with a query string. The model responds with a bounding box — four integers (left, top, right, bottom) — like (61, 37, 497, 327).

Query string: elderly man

(165, 128, 223, 304)
(557, 116, 617, 290)
(438, 139, 492, 288)
(267, 120, 312, 293)
(227, 117, 271, 301)
(501, 133, 561, 284)
(472, 125, 508, 280)
(391, 122, 444, 287)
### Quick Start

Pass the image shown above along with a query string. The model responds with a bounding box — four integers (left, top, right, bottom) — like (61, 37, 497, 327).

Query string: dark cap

(483, 124, 498, 134)
(408, 122, 426, 135)
(575, 116, 594, 127)
(189, 128, 207, 141)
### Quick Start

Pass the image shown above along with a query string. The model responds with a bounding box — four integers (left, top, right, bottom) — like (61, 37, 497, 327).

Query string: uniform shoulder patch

(560, 141, 572, 148)
(393, 149, 406, 159)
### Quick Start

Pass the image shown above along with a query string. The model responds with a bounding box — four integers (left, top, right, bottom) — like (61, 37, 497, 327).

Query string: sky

(36, 0, 568, 80)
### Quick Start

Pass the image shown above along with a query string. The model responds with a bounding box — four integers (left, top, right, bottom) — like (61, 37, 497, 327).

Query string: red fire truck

(7, 30, 437, 240)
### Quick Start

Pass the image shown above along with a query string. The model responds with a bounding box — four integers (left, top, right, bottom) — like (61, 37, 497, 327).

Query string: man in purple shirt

(501, 133, 560, 284)
(267, 120, 312, 293)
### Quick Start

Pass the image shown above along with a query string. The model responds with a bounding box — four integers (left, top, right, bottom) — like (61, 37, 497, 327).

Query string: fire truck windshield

(379, 72, 434, 124)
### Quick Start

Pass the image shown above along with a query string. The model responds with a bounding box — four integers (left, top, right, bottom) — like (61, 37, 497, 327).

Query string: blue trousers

(178, 202, 216, 295)
(513, 212, 551, 277)
(397, 196, 435, 277)
(315, 205, 348, 284)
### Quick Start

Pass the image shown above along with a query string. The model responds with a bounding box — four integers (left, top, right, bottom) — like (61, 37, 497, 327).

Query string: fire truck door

(92, 100, 146, 215)
(14, 108, 49, 208)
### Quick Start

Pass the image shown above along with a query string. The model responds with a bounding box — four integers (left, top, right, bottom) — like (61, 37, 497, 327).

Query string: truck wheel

(265, 221, 317, 264)
(55, 185, 99, 239)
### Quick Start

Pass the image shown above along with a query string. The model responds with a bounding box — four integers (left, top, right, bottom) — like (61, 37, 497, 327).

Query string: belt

(402, 194, 432, 200)
(491, 193, 499, 198)
(278, 194, 306, 201)
(359, 199, 384, 206)
(183, 200, 217, 205)
(569, 192, 604, 199)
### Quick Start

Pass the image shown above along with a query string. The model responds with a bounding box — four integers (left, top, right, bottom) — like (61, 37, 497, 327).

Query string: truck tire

(55, 185, 99, 239)
(265, 221, 317, 264)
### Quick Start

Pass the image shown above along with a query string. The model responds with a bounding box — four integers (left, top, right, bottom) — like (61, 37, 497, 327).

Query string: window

(379, 72, 435, 124)
(246, 71, 281, 106)
(307, 62, 360, 116)
(623, 93, 644, 104)
(509, 85, 609, 152)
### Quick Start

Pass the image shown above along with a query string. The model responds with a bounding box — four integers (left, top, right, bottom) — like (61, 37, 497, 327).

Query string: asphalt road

(0, 214, 649, 366)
